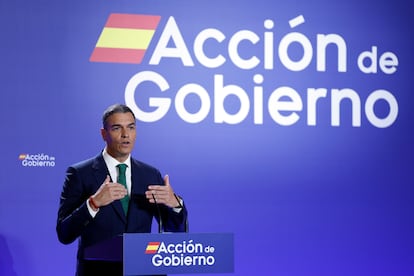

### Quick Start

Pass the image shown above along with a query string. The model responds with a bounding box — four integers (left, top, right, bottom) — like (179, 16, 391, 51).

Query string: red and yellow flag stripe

(90, 14, 161, 64)
(145, 241, 161, 254)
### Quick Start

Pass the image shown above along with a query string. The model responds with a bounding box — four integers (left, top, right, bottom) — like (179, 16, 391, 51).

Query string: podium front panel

(124, 232, 234, 275)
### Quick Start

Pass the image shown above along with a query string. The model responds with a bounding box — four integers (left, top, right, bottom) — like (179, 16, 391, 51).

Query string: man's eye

(111, 126, 121, 131)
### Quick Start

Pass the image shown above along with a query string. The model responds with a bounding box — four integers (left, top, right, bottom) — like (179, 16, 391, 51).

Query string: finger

(117, 185, 128, 194)
(109, 183, 126, 194)
(145, 191, 158, 203)
(114, 188, 127, 199)
(164, 175, 170, 187)
(113, 183, 127, 190)
(148, 185, 164, 191)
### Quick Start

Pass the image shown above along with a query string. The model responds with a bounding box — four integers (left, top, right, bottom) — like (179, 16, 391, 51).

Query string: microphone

(152, 193, 163, 233)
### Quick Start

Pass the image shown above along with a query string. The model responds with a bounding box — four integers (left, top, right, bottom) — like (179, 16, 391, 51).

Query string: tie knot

(117, 163, 127, 174)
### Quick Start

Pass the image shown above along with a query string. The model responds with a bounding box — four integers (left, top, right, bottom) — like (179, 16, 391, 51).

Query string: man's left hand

(146, 175, 181, 208)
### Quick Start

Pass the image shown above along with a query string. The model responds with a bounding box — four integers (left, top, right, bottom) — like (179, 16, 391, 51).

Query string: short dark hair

(102, 104, 136, 128)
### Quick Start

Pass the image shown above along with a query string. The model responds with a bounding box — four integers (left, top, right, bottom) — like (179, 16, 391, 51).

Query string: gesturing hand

(145, 175, 181, 208)
(91, 175, 128, 208)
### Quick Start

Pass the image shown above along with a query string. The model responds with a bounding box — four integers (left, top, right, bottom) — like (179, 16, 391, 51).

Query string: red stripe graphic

(90, 48, 146, 64)
(105, 13, 161, 29)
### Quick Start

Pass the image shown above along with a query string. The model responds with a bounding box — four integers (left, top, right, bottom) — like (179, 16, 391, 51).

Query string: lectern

(84, 233, 234, 275)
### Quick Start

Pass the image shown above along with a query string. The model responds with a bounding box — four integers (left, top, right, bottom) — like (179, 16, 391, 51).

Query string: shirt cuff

(87, 198, 99, 217)
(172, 197, 184, 213)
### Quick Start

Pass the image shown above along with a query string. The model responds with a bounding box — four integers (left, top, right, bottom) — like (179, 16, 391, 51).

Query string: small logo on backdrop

(19, 153, 56, 167)
(90, 13, 161, 64)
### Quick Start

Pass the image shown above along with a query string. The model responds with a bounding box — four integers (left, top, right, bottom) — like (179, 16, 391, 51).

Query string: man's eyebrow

(109, 122, 135, 128)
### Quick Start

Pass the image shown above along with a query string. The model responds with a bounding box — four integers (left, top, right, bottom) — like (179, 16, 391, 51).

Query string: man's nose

(121, 129, 129, 138)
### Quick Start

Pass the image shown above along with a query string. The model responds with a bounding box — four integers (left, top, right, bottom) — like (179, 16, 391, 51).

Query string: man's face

(101, 112, 136, 162)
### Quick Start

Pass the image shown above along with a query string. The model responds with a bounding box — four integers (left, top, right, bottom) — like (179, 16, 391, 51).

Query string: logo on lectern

(145, 241, 161, 254)
(144, 239, 216, 267)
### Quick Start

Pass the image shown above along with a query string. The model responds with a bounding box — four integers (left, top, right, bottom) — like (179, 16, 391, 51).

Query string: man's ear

(100, 128, 107, 141)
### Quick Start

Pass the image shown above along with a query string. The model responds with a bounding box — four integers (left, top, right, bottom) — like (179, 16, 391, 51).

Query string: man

(56, 104, 188, 276)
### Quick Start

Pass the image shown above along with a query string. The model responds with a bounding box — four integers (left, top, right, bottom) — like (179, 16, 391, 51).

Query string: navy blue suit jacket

(56, 153, 187, 275)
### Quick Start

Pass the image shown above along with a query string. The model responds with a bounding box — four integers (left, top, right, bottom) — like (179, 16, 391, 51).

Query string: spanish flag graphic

(18, 154, 27, 160)
(145, 241, 161, 254)
(90, 13, 161, 64)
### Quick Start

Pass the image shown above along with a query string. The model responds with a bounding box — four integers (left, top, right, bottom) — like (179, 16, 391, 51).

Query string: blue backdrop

(1, 0, 413, 275)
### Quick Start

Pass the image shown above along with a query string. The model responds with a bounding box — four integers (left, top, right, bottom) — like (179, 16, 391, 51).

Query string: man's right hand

(90, 175, 128, 208)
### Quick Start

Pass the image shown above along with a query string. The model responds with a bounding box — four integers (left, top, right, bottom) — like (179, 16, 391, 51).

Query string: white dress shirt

(87, 149, 132, 216)
(102, 149, 132, 195)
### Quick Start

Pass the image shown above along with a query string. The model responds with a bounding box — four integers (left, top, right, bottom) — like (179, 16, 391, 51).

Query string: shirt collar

(102, 148, 131, 168)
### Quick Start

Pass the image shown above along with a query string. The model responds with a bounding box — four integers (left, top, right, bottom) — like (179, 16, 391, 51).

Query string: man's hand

(145, 175, 181, 208)
(91, 175, 128, 208)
